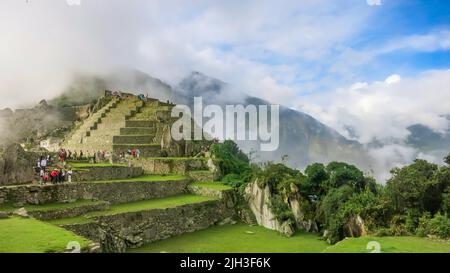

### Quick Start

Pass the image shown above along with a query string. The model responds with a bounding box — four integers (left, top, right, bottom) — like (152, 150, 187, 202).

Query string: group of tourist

(118, 149, 142, 159)
(36, 155, 73, 185)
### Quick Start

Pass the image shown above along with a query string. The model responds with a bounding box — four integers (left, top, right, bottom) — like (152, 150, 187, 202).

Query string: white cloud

(302, 69, 450, 144)
(0, 0, 373, 109)
(366, 0, 382, 6)
(385, 74, 401, 85)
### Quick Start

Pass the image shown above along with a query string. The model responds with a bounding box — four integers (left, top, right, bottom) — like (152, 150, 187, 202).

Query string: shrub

(417, 212, 450, 239)
(269, 195, 295, 223)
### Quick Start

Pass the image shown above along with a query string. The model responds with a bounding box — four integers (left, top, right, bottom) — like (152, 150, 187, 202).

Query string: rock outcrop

(0, 143, 35, 186)
(343, 214, 367, 238)
(244, 180, 295, 236)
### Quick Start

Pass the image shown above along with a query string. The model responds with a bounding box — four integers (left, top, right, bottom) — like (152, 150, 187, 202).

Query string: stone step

(125, 120, 156, 128)
(112, 135, 154, 145)
(188, 170, 217, 182)
(1, 175, 191, 206)
(129, 157, 209, 175)
(112, 143, 161, 157)
(120, 127, 156, 135)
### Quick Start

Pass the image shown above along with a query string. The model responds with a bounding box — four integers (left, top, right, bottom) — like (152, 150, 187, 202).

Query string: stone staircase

(63, 97, 144, 152)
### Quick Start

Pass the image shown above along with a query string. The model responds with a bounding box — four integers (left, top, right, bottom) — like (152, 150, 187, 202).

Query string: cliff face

(244, 180, 319, 237)
(244, 180, 295, 236)
(0, 144, 35, 186)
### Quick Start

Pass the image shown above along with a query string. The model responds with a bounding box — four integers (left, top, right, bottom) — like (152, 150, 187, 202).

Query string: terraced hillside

(0, 92, 231, 253)
(0, 161, 235, 253)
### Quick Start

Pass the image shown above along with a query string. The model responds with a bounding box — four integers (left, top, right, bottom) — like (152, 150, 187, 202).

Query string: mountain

(50, 68, 173, 107)
(174, 72, 370, 170)
(407, 119, 450, 161)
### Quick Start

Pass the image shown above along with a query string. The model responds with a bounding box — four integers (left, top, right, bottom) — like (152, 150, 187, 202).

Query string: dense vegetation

(211, 140, 450, 244)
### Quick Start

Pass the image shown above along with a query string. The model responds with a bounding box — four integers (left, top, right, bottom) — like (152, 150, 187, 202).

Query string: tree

(444, 153, 450, 166)
(443, 187, 450, 214)
(325, 162, 366, 192)
(211, 140, 250, 177)
(304, 163, 329, 197)
(385, 159, 439, 214)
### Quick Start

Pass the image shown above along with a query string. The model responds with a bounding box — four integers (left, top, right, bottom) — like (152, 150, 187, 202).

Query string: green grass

(86, 194, 216, 217)
(324, 236, 450, 253)
(136, 157, 206, 161)
(190, 182, 233, 191)
(189, 170, 213, 174)
(128, 222, 329, 253)
(47, 194, 216, 224)
(0, 217, 91, 253)
(67, 162, 127, 168)
(46, 216, 94, 226)
(0, 200, 104, 213)
(88, 174, 188, 183)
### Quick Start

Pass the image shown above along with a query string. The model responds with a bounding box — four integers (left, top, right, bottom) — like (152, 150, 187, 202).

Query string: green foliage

(444, 153, 450, 165)
(316, 185, 354, 243)
(326, 162, 366, 192)
(385, 159, 440, 214)
(416, 212, 450, 239)
(222, 174, 246, 189)
(269, 195, 295, 223)
(211, 140, 252, 186)
(443, 187, 450, 214)
(303, 163, 328, 197)
(257, 162, 302, 190)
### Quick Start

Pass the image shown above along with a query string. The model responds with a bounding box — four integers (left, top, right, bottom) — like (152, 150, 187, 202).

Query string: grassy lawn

(0, 217, 91, 253)
(190, 182, 233, 191)
(324, 236, 450, 253)
(0, 200, 104, 213)
(89, 174, 188, 183)
(128, 222, 329, 253)
(86, 194, 216, 217)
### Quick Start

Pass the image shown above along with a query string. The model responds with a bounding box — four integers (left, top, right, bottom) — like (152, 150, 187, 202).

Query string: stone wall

(62, 199, 235, 252)
(0, 180, 190, 205)
(72, 166, 143, 182)
(29, 201, 110, 221)
(130, 158, 208, 175)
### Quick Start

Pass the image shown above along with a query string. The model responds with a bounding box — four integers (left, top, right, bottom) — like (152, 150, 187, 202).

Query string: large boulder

(343, 214, 367, 238)
(0, 143, 35, 186)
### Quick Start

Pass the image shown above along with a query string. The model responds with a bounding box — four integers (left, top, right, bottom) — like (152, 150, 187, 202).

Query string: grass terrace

(0, 217, 91, 253)
(85, 174, 188, 183)
(47, 194, 217, 224)
(85, 194, 216, 217)
(190, 181, 233, 191)
(323, 236, 450, 253)
(0, 200, 105, 213)
(67, 162, 128, 168)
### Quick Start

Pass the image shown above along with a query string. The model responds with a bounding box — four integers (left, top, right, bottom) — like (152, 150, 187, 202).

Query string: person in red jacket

(50, 169, 59, 184)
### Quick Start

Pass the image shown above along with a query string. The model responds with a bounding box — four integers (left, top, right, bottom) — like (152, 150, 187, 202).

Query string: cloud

(366, 0, 382, 6)
(385, 74, 401, 85)
(302, 70, 450, 143)
(0, 0, 374, 109)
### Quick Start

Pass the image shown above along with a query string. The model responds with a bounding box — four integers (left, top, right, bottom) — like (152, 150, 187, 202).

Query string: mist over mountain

(6, 68, 449, 181)
(174, 72, 371, 171)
